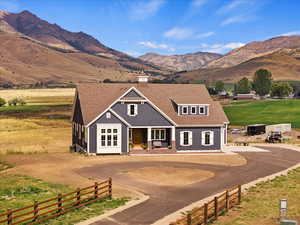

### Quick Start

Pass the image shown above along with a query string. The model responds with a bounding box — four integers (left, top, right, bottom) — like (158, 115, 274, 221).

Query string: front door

(132, 128, 144, 149)
(97, 124, 122, 154)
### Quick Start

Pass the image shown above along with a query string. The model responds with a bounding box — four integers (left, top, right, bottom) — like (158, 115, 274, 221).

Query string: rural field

(224, 99, 300, 128)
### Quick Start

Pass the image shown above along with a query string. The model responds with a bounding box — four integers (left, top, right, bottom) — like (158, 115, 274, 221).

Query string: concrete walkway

(76, 146, 300, 225)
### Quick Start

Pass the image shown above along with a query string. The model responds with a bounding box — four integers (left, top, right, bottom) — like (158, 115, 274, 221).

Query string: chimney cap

(137, 75, 149, 83)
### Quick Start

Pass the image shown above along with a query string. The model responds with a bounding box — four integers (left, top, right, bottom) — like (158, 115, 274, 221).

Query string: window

(151, 129, 166, 140)
(202, 131, 214, 146)
(106, 112, 111, 119)
(182, 106, 188, 115)
(180, 131, 192, 146)
(191, 106, 197, 114)
(100, 128, 119, 147)
(199, 106, 205, 114)
(128, 104, 138, 116)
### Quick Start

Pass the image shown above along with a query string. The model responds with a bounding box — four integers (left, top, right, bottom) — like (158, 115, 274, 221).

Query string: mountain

(139, 52, 222, 71)
(0, 10, 167, 85)
(206, 36, 300, 68)
(168, 48, 300, 82)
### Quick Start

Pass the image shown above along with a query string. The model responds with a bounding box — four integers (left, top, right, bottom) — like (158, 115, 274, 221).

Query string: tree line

(215, 69, 293, 98)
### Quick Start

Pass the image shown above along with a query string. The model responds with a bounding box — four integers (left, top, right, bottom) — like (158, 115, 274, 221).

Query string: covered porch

(129, 127, 176, 152)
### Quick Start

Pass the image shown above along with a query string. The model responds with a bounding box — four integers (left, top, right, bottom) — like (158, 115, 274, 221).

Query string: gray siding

(89, 111, 128, 154)
(175, 127, 221, 150)
(72, 94, 86, 149)
(111, 102, 173, 126)
(178, 105, 209, 116)
(123, 90, 144, 98)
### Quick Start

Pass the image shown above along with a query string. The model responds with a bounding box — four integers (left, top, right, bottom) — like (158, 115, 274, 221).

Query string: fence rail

(0, 178, 112, 225)
(170, 185, 241, 225)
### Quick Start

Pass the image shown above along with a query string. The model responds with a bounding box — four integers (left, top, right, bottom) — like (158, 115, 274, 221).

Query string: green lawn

(224, 99, 300, 128)
(0, 175, 127, 225)
(213, 167, 300, 225)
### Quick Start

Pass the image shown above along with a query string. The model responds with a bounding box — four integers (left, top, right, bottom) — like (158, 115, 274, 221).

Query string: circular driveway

(76, 146, 300, 225)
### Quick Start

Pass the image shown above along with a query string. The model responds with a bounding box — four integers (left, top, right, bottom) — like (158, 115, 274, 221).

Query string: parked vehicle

(265, 131, 283, 143)
(247, 124, 266, 136)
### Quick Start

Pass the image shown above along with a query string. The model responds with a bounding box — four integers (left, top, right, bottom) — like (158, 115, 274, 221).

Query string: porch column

(147, 128, 152, 151)
(171, 127, 176, 150)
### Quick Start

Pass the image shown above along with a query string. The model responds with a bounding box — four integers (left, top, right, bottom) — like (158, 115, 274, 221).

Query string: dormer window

(199, 106, 205, 114)
(191, 106, 197, 114)
(182, 106, 188, 115)
(128, 104, 138, 116)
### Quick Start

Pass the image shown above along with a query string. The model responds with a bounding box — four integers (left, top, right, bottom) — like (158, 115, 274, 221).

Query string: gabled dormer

(178, 104, 209, 116)
(171, 97, 209, 116)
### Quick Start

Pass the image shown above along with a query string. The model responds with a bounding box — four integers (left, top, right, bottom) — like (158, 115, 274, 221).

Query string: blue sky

(1, 0, 300, 56)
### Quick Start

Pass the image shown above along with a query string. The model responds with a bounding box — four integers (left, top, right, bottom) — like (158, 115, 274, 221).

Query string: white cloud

(138, 41, 175, 52)
(191, 0, 208, 8)
(280, 31, 300, 36)
(218, 0, 253, 13)
(221, 15, 252, 26)
(0, 0, 19, 12)
(201, 42, 245, 53)
(129, 0, 165, 20)
(164, 27, 194, 40)
(217, 0, 266, 26)
(196, 31, 215, 39)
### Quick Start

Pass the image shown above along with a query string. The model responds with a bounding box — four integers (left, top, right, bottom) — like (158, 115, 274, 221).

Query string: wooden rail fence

(170, 185, 242, 225)
(0, 178, 112, 225)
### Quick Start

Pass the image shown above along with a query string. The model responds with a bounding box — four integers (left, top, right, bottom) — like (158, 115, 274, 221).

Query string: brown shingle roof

(76, 83, 229, 126)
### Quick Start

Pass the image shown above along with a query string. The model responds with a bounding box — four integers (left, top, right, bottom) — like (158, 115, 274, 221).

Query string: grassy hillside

(224, 99, 300, 128)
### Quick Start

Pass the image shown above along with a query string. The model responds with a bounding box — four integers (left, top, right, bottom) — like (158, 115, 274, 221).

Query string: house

(71, 76, 229, 154)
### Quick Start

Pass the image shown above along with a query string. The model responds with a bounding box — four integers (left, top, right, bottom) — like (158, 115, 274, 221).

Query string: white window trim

(191, 106, 197, 115)
(128, 104, 138, 116)
(202, 130, 214, 146)
(182, 106, 188, 115)
(199, 106, 205, 115)
(151, 129, 166, 141)
(106, 112, 111, 119)
(180, 131, 193, 146)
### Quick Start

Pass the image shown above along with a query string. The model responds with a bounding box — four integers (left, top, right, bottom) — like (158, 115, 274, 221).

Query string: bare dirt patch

(125, 166, 214, 186)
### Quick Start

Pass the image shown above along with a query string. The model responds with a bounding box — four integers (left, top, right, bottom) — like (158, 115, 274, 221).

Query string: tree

(236, 77, 252, 94)
(270, 82, 293, 98)
(0, 97, 6, 107)
(253, 69, 273, 96)
(215, 81, 225, 93)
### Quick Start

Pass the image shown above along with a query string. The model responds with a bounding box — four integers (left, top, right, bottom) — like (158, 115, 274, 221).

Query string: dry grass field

(0, 88, 75, 102)
(0, 88, 74, 154)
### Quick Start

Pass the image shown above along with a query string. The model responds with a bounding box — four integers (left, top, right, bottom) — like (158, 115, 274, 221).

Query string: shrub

(0, 97, 6, 107)
(8, 98, 27, 106)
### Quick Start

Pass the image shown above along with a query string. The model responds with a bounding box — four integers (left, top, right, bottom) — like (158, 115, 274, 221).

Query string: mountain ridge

(139, 51, 222, 71)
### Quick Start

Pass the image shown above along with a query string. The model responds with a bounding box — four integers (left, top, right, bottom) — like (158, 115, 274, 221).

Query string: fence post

(76, 188, 81, 205)
(108, 177, 112, 199)
(214, 196, 218, 219)
(204, 203, 208, 225)
(187, 212, 192, 225)
(57, 193, 62, 214)
(94, 182, 98, 199)
(225, 190, 229, 211)
(33, 200, 39, 221)
(238, 185, 242, 204)
(7, 209, 12, 225)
